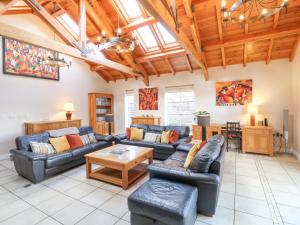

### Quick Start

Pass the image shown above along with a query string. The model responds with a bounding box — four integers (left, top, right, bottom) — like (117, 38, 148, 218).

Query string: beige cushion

(88, 133, 97, 143)
(184, 141, 202, 169)
(130, 127, 144, 141)
(144, 132, 159, 142)
(161, 130, 170, 144)
(49, 136, 70, 152)
(30, 142, 56, 154)
(80, 134, 90, 145)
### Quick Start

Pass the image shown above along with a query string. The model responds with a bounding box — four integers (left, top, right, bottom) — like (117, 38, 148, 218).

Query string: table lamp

(64, 103, 74, 120)
(248, 105, 258, 126)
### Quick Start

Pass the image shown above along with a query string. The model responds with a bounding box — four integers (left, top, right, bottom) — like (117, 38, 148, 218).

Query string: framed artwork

(216, 79, 253, 106)
(2, 37, 59, 81)
(139, 87, 158, 110)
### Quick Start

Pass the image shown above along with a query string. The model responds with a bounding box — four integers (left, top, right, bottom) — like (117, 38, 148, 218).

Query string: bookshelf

(89, 93, 114, 135)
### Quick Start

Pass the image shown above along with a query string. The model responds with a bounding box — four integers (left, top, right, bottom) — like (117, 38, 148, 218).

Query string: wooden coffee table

(85, 144, 153, 190)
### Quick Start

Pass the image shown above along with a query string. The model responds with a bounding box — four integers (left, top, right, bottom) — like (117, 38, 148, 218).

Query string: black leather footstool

(128, 178, 198, 225)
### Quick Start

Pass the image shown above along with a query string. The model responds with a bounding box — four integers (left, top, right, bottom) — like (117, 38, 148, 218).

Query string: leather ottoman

(128, 178, 198, 225)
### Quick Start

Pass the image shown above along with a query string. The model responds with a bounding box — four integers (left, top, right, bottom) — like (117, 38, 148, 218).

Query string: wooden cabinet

(242, 126, 273, 156)
(192, 124, 223, 140)
(25, 119, 82, 135)
(89, 93, 114, 135)
(131, 116, 161, 125)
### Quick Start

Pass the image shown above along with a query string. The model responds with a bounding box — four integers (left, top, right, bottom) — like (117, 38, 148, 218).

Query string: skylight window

(57, 13, 79, 37)
(115, 0, 142, 21)
(136, 26, 158, 50)
(156, 23, 176, 45)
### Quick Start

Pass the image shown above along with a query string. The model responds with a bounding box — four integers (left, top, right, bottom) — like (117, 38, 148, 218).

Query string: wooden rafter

(290, 35, 300, 62)
(136, 49, 186, 63)
(139, 0, 208, 80)
(221, 47, 226, 68)
(148, 62, 160, 77)
(165, 58, 175, 75)
(91, 65, 105, 71)
(204, 25, 300, 50)
(185, 55, 193, 73)
(215, 4, 226, 69)
(243, 43, 247, 67)
(266, 38, 274, 64)
(0, 0, 19, 15)
(122, 17, 156, 33)
(78, 0, 86, 50)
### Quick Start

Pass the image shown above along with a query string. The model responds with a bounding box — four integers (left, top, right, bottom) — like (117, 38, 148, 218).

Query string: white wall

(0, 14, 108, 155)
(108, 60, 292, 135)
(291, 48, 300, 157)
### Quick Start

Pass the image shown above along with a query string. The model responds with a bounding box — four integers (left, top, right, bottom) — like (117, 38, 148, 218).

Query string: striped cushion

(155, 134, 162, 143)
(30, 142, 56, 154)
(88, 133, 97, 144)
(80, 134, 91, 145)
(144, 133, 159, 143)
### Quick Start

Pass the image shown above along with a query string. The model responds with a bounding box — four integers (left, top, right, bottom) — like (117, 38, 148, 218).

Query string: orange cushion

(66, 134, 84, 149)
(126, 128, 131, 139)
(169, 130, 179, 143)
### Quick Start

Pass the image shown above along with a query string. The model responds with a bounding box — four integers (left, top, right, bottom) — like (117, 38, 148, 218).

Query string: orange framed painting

(216, 80, 252, 106)
(139, 87, 158, 110)
(2, 37, 59, 81)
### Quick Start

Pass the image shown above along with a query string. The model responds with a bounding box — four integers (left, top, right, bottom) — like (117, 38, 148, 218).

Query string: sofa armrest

(114, 134, 127, 144)
(10, 149, 47, 161)
(95, 134, 113, 143)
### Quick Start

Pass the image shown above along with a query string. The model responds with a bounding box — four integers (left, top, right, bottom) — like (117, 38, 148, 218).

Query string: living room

(0, 0, 300, 225)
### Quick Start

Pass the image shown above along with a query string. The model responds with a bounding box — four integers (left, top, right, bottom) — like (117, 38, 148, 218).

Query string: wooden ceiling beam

(139, 0, 208, 80)
(100, 70, 116, 83)
(0, 0, 19, 15)
(185, 55, 193, 73)
(215, 5, 223, 41)
(148, 62, 160, 77)
(136, 49, 186, 63)
(266, 38, 274, 64)
(91, 65, 105, 71)
(122, 17, 156, 33)
(204, 25, 300, 50)
(243, 43, 247, 67)
(221, 47, 226, 68)
(78, 0, 87, 50)
(3, 7, 33, 15)
(290, 35, 300, 62)
(165, 58, 175, 75)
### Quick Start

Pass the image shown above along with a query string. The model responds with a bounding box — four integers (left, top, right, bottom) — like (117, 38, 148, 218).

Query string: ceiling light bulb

(224, 11, 228, 18)
(221, 0, 226, 8)
(97, 36, 101, 42)
(117, 27, 122, 35)
(232, 3, 237, 8)
(102, 30, 106, 37)
(239, 14, 245, 21)
(262, 8, 268, 15)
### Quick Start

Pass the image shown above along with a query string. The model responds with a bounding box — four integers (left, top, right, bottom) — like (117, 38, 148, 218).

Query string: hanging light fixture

(221, 0, 289, 24)
(40, 52, 72, 68)
(97, 14, 139, 53)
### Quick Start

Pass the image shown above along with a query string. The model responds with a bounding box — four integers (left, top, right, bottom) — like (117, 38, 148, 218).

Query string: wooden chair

(226, 122, 242, 152)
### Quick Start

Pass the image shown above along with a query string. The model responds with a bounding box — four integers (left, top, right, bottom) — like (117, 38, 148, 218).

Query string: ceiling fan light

(262, 8, 268, 16)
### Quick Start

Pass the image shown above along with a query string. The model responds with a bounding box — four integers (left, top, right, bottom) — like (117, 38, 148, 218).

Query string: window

(165, 85, 195, 127)
(57, 13, 79, 38)
(156, 23, 176, 45)
(125, 90, 135, 128)
(115, 0, 143, 21)
(135, 26, 158, 50)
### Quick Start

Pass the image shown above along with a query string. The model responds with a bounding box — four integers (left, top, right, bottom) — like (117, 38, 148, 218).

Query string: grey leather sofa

(147, 135, 225, 216)
(10, 126, 113, 183)
(114, 124, 191, 160)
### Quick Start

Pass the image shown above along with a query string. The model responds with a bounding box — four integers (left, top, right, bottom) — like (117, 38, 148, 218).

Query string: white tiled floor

(0, 151, 300, 225)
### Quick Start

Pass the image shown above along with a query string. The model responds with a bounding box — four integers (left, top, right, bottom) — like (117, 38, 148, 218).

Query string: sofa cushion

(48, 127, 79, 138)
(128, 178, 198, 225)
(130, 124, 149, 132)
(79, 126, 94, 135)
(144, 132, 159, 143)
(161, 130, 170, 144)
(66, 134, 84, 149)
(30, 142, 56, 154)
(165, 126, 190, 138)
(46, 151, 73, 168)
(169, 129, 179, 143)
(126, 128, 131, 139)
(90, 141, 110, 150)
(154, 143, 176, 155)
(71, 145, 94, 160)
(120, 140, 155, 148)
(130, 128, 144, 141)
(184, 142, 201, 169)
(208, 134, 225, 146)
(49, 136, 70, 153)
(189, 141, 221, 173)
(148, 125, 165, 133)
(16, 132, 50, 151)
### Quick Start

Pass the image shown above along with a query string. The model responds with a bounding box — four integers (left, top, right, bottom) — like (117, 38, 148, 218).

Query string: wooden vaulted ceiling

(1, 0, 300, 84)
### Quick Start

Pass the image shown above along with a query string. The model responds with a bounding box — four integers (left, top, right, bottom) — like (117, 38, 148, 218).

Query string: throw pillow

(80, 134, 90, 145)
(130, 127, 144, 141)
(169, 130, 179, 143)
(66, 134, 84, 149)
(49, 136, 70, 152)
(30, 142, 56, 154)
(155, 134, 162, 143)
(144, 132, 159, 143)
(161, 130, 171, 144)
(126, 127, 131, 139)
(88, 133, 97, 144)
(183, 141, 202, 169)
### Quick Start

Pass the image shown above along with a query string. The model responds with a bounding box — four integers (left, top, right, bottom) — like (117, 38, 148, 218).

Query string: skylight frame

(134, 26, 160, 52)
(114, 0, 144, 22)
(57, 13, 79, 40)
(154, 23, 179, 48)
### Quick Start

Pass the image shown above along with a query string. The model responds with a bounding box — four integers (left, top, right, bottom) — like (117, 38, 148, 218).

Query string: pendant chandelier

(97, 15, 139, 53)
(221, 0, 289, 24)
(41, 52, 72, 68)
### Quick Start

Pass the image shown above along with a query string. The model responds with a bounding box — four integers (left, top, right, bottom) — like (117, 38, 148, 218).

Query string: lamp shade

(248, 105, 258, 114)
(64, 103, 74, 112)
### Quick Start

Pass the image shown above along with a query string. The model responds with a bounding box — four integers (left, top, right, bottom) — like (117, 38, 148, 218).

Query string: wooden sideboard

(25, 119, 82, 135)
(193, 124, 274, 156)
(242, 126, 273, 156)
(131, 116, 161, 125)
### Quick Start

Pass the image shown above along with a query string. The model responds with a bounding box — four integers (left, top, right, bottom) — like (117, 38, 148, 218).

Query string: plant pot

(197, 115, 210, 126)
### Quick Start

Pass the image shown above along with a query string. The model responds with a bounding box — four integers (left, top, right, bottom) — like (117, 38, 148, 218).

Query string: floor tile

(115, 219, 130, 225)
(236, 176, 262, 188)
(12, 183, 47, 198)
(81, 188, 115, 207)
(197, 206, 234, 225)
(273, 191, 300, 208)
(277, 204, 300, 225)
(218, 192, 235, 210)
(52, 201, 95, 225)
(235, 211, 273, 225)
(1, 207, 47, 225)
(220, 181, 235, 194)
(23, 187, 59, 206)
(64, 182, 96, 199)
(0, 200, 31, 222)
(99, 195, 128, 217)
(76, 209, 118, 225)
(235, 183, 266, 201)
(122, 211, 130, 222)
(101, 183, 123, 193)
(36, 217, 62, 225)
(46, 177, 81, 192)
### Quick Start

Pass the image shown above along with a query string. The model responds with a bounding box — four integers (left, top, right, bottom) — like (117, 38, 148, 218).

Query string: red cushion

(199, 140, 207, 150)
(169, 130, 179, 143)
(126, 128, 131, 139)
(66, 134, 84, 149)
